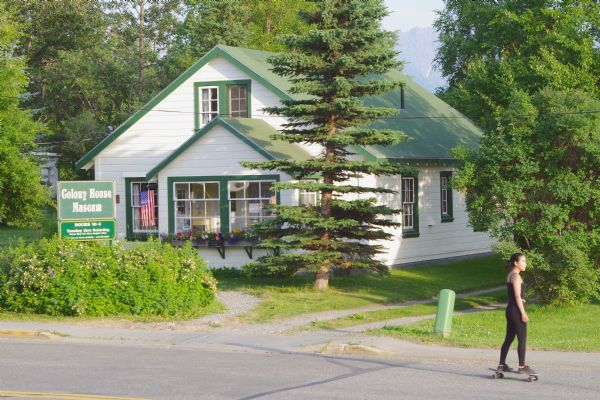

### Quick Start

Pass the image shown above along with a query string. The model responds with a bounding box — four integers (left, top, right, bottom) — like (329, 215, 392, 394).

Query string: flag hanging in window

(140, 190, 155, 228)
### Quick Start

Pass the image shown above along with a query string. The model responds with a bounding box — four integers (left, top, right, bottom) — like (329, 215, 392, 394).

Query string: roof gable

(145, 117, 311, 180)
(75, 45, 292, 170)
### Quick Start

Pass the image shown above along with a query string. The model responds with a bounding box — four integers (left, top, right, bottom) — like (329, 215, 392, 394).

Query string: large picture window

(402, 175, 419, 238)
(174, 182, 220, 233)
(229, 180, 275, 231)
(130, 181, 158, 232)
(198, 87, 219, 126)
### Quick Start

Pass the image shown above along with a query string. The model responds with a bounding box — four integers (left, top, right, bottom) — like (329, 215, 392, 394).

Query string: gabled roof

(145, 117, 312, 180)
(77, 44, 482, 170)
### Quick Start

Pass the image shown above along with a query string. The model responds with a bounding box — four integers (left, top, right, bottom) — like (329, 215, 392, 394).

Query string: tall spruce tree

(241, 0, 410, 290)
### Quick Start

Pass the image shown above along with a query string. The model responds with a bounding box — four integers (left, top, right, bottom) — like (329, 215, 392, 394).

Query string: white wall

(365, 167, 495, 266)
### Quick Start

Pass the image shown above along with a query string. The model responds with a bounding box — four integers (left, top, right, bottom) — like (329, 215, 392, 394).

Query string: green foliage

(241, 0, 411, 286)
(0, 4, 49, 227)
(0, 237, 217, 317)
(437, 0, 600, 303)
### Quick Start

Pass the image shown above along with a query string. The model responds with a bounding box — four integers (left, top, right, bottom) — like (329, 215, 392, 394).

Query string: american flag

(140, 190, 155, 228)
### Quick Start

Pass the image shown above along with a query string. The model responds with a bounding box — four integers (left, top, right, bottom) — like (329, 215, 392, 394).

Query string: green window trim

(167, 175, 280, 235)
(440, 171, 454, 223)
(194, 80, 252, 130)
(125, 177, 158, 241)
(402, 174, 420, 238)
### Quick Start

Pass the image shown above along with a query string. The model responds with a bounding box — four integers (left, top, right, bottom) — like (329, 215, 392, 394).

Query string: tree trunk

(314, 268, 329, 290)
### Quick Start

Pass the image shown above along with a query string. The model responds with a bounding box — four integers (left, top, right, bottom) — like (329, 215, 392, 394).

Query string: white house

(76, 45, 494, 268)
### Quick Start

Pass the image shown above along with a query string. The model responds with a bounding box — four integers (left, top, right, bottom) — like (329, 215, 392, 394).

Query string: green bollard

(434, 289, 456, 338)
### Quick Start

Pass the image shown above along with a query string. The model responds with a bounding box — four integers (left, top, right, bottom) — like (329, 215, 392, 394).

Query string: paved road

(1, 337, 599, 400)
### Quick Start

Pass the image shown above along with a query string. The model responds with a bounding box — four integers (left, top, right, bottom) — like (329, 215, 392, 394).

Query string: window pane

(191, 218, 207, 232)
(247, 182, 260, 198)
(132, 183, 141, 206)
(230, 200, 246, 218)
(190, 183, 204, 199)
(205, 182, 219, 199)
(205, 199, 219, 217)
(248, 200, 261, 216)
(192, 200, 205, 217)
(230, 217, 246, 231)
(229, 181, 245, 199)
(175, 184, 188, 199)
(260, 181, 274, 198)
(176, 201, 189, 217)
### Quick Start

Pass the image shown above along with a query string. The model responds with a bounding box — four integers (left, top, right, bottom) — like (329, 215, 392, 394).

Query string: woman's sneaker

(497, 364, 512, 372)
(518, 365, 536, 374)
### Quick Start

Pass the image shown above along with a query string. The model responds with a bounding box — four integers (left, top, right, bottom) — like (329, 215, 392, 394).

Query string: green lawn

(215, 254, 506, 323)
(369, 301, 600, 352)
(0, 208, 57, 247)
(308, 290, 507, 330)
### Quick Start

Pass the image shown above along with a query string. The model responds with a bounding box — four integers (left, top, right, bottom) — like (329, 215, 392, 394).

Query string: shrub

(0, 237, 217, 317)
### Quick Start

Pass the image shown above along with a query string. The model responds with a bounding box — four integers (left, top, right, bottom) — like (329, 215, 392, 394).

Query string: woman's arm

(512, 275, 529, 323)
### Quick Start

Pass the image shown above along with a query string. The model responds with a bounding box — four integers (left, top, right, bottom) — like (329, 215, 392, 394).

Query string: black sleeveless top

(507, 273, 525, 307)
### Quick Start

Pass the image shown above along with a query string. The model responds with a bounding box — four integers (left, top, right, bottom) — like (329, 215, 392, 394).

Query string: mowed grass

(216, 254, 505, 323)
(369, 301, 600, 352)
(308, 290, 507, 330)
(0, 208, 57, 247)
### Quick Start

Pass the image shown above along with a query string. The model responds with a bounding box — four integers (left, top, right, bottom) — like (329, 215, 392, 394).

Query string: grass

(0, 208, 57, 247)
(369, 301, 600, 352)
(215, 254, 505, 323)
(307, 290, 507, 330)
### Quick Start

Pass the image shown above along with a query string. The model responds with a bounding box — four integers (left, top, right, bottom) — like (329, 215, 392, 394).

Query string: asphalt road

(1, 338, 598, 400)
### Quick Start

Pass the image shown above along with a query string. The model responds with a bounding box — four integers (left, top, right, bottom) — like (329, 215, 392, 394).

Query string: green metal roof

(218, 46, 482, 160)
(146, 117, 312, 180)
(77, 44, 482, 170)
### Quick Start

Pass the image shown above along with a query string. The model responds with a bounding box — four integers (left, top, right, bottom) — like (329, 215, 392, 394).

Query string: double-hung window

(228, 85, 248, 117)
(440, 171, 454, 222)
(198, 87, 219, 126)
(402, 175, 419, 237)
(229, 180, 275, 231)
(174, 182, 220, 233)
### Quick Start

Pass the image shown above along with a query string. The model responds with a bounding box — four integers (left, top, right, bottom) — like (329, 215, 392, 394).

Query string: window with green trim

(402, 175, 419, 237)
(440, 171, 454, 222)
(229, 180, 275, 231)
(130, 181, 158, 232)
(174, 182, 220, 233)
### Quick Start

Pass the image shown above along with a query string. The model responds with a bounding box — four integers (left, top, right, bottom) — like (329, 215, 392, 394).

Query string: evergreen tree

(242, 0, 410, 289)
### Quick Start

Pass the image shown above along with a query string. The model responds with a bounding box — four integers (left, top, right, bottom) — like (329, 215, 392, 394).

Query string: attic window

(400, 86, 405, 110)
(199, 87, 219, 126)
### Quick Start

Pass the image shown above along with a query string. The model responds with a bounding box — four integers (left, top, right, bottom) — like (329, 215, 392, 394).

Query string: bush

(0, 237, 217, 317)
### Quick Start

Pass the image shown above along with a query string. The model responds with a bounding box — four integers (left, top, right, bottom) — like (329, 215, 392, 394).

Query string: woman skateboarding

(497, 252, 536, 375)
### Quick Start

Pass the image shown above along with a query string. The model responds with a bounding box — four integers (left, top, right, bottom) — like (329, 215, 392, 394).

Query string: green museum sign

(58, 181, 116, 241)
(60, 220, 116, 241)
(58, 181, 115, 220)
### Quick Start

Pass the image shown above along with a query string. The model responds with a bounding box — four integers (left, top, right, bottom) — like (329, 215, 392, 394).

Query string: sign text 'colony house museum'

(76, 45, 494, 268)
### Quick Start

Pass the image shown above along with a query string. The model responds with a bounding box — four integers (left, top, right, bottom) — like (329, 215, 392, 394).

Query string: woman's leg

(499, 310, 517, 365)
(515, 319, 527, 366)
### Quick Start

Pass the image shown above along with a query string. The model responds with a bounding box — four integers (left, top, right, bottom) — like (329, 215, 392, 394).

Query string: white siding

(365, 167, 495, 266)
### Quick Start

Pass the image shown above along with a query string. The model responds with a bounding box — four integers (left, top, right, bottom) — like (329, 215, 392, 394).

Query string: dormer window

(194, 80, 251, 129)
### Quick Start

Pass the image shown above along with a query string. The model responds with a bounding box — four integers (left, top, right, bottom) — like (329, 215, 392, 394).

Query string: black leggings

(499, 306, 527, 366)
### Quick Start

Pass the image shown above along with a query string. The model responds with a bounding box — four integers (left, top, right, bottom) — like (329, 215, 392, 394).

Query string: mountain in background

(396, 27, 446, 93)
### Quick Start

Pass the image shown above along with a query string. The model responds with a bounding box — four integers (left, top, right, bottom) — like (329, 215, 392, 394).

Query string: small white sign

(248, 203, 261, 214)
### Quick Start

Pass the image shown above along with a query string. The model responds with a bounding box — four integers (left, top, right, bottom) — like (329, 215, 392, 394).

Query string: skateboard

(489, 367, 539, 382)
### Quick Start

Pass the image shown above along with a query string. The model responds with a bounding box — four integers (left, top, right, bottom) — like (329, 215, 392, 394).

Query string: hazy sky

(382, 0, 444, 31)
